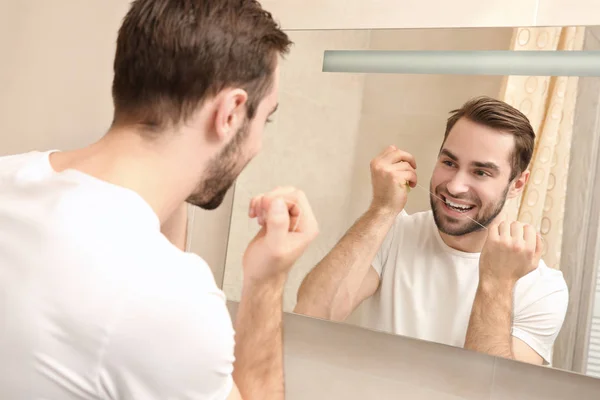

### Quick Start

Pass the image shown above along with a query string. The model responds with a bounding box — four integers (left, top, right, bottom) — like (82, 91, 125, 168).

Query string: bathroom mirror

(221, 26, 600, 378)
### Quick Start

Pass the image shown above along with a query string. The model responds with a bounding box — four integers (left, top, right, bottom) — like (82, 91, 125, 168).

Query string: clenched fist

(479, 221, 543, 286)
(243, 187, 319, 283)
(369, 145, 417, 214)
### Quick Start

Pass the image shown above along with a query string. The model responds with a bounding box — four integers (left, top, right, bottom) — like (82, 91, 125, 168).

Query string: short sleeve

(98, 254, 236, 400)
(511, 276, 569, 365)
(372, 210, 407, 277)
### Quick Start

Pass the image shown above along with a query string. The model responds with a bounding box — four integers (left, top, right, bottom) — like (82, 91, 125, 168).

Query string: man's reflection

(295, 96, 568, 366)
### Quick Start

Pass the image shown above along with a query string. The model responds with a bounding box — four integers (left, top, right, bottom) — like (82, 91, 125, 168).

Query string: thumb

(265, 197, 290, 248)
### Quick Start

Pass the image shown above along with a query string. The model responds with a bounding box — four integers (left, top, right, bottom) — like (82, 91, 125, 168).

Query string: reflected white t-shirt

(357, 210, 569, 364)
(0, 151, 235, 400)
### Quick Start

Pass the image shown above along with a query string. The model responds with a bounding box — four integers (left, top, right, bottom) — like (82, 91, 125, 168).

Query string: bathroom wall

(259, 0, 600, 30)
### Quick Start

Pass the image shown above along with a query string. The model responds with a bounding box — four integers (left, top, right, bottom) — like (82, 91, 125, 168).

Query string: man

(294, 96, 569, 365)
(0, 1, 319, 399)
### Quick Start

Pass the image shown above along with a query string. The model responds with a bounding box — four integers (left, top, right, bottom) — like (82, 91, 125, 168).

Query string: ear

(213, 88, 248, 141)
(507, 169, 530, 199)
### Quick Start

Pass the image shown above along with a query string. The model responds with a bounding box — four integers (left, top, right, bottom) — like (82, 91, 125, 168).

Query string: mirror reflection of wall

(222, 26, 600, 379)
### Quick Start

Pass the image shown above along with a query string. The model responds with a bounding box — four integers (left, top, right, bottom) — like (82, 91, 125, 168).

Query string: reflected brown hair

(443, 96, 536, 181)
(111, 0, 292, 130)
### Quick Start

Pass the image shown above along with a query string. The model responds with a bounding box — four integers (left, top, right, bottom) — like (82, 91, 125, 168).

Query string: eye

(266, 117, 274, 124)
(442, 160, 455, 167)
(474, 170, 490, 177)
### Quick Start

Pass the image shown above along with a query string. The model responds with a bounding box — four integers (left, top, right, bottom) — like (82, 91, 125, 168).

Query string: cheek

(431, 166, 451, 186)
(245, 125, 263, 155)
(476, 184, 504, 205)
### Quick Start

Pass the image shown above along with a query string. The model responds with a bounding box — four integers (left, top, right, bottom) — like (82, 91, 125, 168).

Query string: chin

(187, 187, 229, 210)
(432, 203, 484, 236)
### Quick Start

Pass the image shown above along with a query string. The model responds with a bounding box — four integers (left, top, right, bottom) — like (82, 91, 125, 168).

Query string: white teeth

(445, 199, 474, 211)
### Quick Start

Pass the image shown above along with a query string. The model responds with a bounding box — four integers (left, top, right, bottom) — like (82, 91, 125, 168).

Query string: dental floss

(410, 182, 488, 231)
(408, 182, 546, 248)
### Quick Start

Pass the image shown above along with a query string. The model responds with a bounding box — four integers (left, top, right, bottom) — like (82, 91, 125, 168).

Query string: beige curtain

(499, 27, 585, 269)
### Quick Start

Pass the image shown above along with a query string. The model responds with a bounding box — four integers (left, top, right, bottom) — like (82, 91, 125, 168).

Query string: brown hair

(443, 96, 536, 181)
(111, 0, 292, 130)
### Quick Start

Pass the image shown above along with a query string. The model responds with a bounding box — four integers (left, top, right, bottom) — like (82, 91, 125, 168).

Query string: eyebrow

(269, 103, 279, 116)
(440, 149, 500, 172)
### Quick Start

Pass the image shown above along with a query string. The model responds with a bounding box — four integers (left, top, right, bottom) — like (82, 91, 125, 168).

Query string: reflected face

(186, 67, 280, 210)
(430, 118, 516, 236)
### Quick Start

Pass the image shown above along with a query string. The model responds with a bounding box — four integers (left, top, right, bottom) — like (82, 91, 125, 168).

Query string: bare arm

(464, 280, 515, 359)
(295, 146, 417, 322)
(233, 188, 319, 400)
(232, 276, 287, 399)
(464, 281, 543, 365)
(294, 207, 396, 321)
(465, 221, 544, 365)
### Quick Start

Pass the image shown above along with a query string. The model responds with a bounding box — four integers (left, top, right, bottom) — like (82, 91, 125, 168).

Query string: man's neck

(49, 128, 206, 224)
(438, 228, 489, 253)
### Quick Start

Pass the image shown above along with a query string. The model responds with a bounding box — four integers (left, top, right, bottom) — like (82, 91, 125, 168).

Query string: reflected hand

(479, 221, 543, 286)
(369, 145, 417, 214)
(243, 187, 319, 284)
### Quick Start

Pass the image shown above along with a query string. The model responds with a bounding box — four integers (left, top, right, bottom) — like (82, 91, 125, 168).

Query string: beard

(186, 119, 251, 210)
(430, 183, 508, 236)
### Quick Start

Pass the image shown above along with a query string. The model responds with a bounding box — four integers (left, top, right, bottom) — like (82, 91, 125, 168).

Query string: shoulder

(100, 248, 235, 399)
(0, 151, 47, 176)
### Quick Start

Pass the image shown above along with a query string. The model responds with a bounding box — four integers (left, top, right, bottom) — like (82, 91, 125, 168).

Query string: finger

(261, 193, 300, 217)
(265, 197, 301, 232)
(254, 187, 296, 223)
(260, 188, 318, 237)
(283, 190, 318, 237)
(379, 145, 397, 158)
(523, 224, 537, 249)
(396, 169, 418, 188)
(383, 149, 417, 169)
(510, 221, 524, 241)
(484, 219, 501, 243)
(499, 220, 511, 241)
(249, 196, 260, 218)
(255, 195, 266, 225)
(264, 197, 291, 250)
(260, 190, 302, 231)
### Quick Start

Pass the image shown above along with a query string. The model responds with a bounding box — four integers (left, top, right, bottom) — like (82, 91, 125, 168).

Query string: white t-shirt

(357, 210, 569, 364)
(0, 151, 235, 400)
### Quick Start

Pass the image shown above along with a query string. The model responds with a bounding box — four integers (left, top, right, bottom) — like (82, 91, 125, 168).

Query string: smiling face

(430, 117, 528, 236)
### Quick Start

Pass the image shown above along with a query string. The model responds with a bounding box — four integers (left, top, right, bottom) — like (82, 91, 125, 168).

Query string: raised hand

(479, 220, 543, 286)
(243, 187, 319, 283)
(369, 145, 417, 214)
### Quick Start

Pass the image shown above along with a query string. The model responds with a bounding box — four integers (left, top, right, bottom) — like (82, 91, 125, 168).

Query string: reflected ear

(214, 89, 248, 141)
(507, 169, 529, 199)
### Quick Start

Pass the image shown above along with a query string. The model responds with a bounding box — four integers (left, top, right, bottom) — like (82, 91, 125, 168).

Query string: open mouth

(440, 194, 475, 214)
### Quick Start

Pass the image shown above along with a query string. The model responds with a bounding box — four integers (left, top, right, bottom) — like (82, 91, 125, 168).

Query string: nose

(446, 172, 470, 197)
